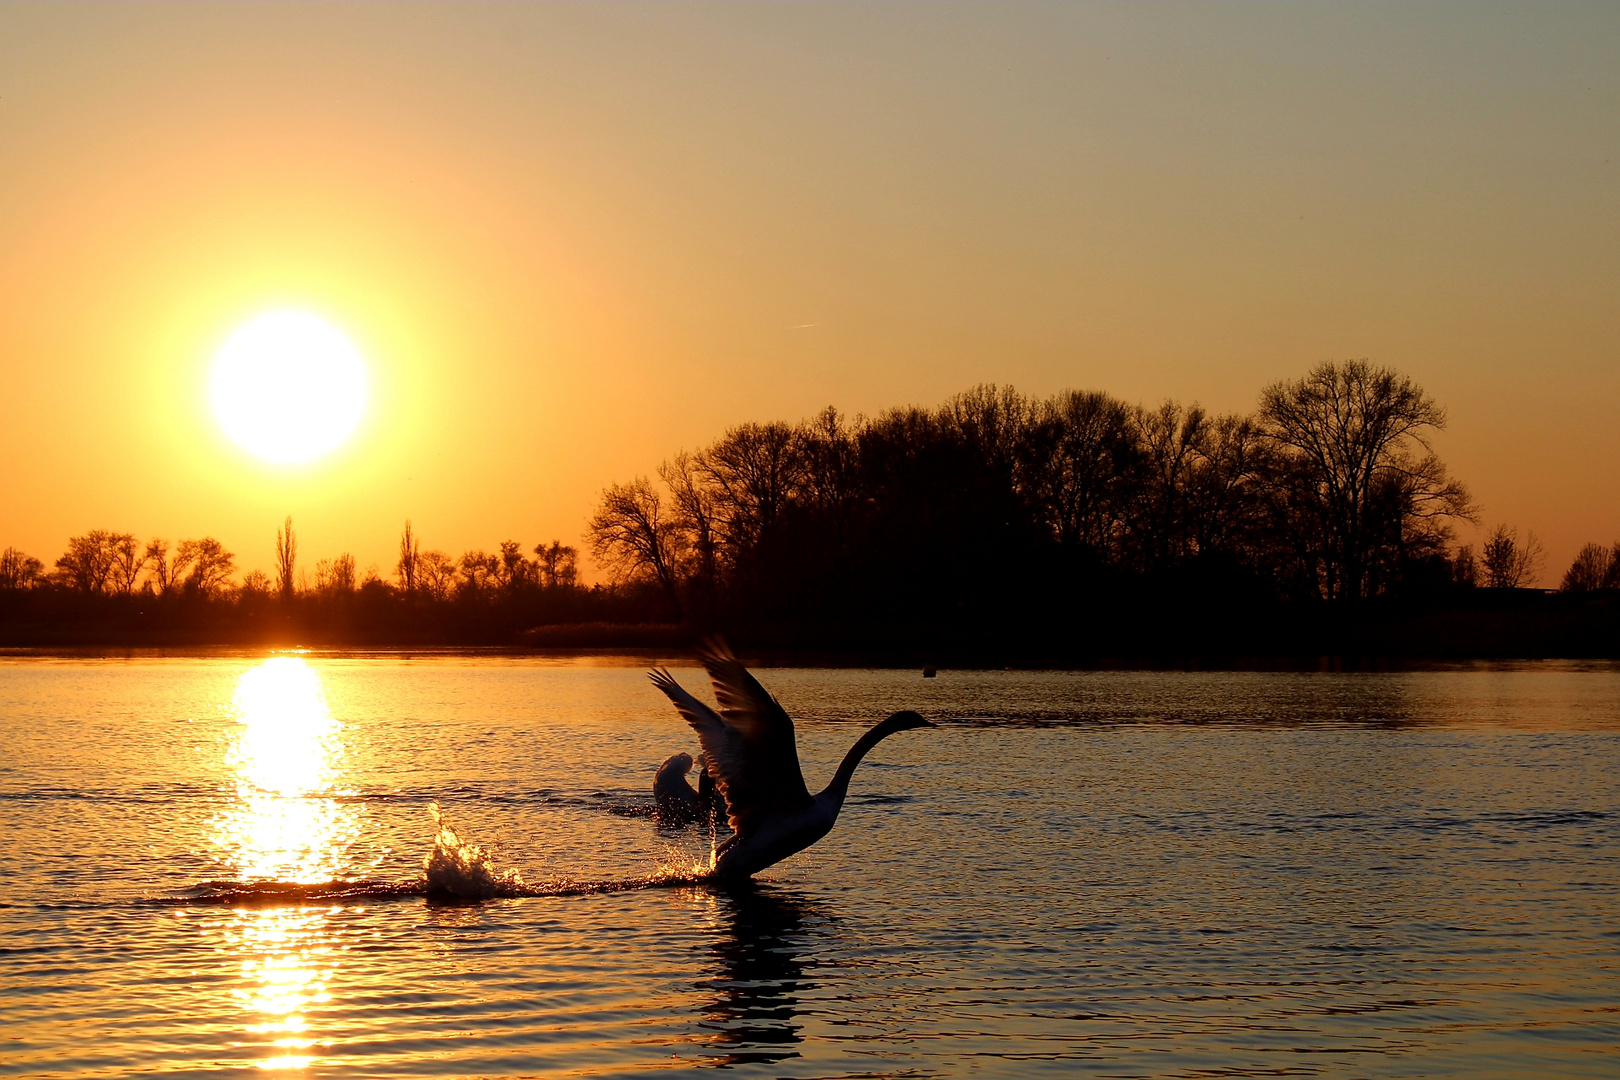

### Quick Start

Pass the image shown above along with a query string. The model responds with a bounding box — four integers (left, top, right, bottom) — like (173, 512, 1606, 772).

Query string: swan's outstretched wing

(693, 637, 813, 826)
(648, 669, 733, 768)
(649, 643, 812, 835)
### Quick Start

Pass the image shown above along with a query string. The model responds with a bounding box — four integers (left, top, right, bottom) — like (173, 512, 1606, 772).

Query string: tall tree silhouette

(275, 517, 297, 600)
(397, 520, 420, 594)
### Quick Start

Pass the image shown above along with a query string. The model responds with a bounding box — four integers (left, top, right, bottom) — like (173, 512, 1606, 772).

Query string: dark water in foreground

(1, 656, 1617, 1078)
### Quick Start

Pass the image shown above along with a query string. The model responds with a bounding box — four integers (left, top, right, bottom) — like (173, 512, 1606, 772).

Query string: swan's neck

(820, 717, 908, 806)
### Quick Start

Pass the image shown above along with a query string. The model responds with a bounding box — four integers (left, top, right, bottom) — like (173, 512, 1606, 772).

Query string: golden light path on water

(230, 908, 336, 1072)
(212, 658, 360, 1071)
(216, 657, 358, 882)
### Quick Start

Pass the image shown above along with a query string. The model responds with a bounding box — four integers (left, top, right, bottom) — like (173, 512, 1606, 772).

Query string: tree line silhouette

(585, 361, 1613, 640)
(0, 521, 580, 602)
(2, 360, 1617, 655)
(0, 515, 601, 646)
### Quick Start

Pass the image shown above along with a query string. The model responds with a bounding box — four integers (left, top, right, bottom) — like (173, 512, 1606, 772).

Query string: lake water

(2, 655, 1617, 1078)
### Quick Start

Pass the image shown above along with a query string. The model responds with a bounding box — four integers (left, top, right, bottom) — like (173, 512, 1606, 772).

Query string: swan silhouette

(650, 638, 933, 880)
(653, 752, 704, 824)
(653, 752, 728, 826)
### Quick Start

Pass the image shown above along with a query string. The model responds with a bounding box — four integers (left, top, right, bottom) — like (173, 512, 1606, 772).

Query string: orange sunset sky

(2, 3, 1616, 583)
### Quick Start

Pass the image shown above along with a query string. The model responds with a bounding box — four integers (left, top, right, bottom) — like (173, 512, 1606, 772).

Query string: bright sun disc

(211, 310, 368, 465)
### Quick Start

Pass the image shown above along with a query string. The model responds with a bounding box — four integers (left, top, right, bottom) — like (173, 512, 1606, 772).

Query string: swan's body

(650, 639, 932, 880)
(653, 753, 704, 824)
(653, 752, 729, 826)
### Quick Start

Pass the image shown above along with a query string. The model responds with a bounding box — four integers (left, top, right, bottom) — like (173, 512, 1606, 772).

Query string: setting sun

(210, 310, 368, 465)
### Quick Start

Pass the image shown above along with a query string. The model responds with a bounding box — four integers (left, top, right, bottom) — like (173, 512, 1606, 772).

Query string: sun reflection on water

(213, 657, 361, 883)
(209, 658, 363, 1073)
(228, 906, 337, 1071)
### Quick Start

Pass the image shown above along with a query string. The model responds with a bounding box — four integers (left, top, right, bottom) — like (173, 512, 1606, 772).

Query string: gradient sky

(2, 3, 1616, 583)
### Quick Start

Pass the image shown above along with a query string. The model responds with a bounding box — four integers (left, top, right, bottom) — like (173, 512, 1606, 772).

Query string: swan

(649, 638, 933, 880)
(653, 752, 728, 826)
(653, 752, 705, 825)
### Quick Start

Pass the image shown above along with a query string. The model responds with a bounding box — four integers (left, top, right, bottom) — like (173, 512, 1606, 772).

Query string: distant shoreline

(2, 650, 1617, 675)
(0, 608, 1613, 667)
(4, 586, 1618, 664)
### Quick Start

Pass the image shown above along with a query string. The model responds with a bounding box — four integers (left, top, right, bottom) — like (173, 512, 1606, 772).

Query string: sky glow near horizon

(0, 3, 1616, 581)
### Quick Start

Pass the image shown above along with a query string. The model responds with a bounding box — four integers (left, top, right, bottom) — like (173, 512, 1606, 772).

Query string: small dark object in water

(922, 666, 937, 678)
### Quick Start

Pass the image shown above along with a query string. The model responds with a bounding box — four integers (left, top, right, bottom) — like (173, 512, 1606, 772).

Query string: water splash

(657, 841, 716, 881)
(422, 802, 525, 901)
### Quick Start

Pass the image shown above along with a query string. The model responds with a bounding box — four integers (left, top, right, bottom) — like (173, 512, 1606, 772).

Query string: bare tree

(143, 539, 177, 595)
(275, 516, 297, 600)
(176, 538, 235, 595)
(170, 543, 199, 590)
(1451, 545, 1479, 588)
(533, 540, 579, 589)
(1130, 401, 1207, 569)
(497, 541, 532, 591)
(587, 477, 685, 615)
(1260, 360, 1475, 600)
(941, 383, 1030, 477)
(458, 550, 500, 595)
(54, 531, 118, 593)
(0, 548, 44, 590)
(315, 553, 356, 595)
(396, 521, 420, 594)
(795, 406, 862, 530)
(331, 554, 356, 593)
(1560, 542, 1618, 593)
(660, 451, 720, 602)
(698, 421, 803, 554)
(417, 550, 458, 600)
(1019, 389, 1138, 553)
(1183, 413, 1270, 562)
(240, 570, 273, 596)
(1480, 525, 1544, 589)
(107, 533, 144, 595)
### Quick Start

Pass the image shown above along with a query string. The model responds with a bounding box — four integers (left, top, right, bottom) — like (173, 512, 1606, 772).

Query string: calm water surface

(2, 656, 1617, 1078)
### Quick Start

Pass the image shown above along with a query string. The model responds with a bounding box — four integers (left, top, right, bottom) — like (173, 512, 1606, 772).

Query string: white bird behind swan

(649, 638, 933, 880)
(652, 752, 705, 825)
(652, 752, 727, 826)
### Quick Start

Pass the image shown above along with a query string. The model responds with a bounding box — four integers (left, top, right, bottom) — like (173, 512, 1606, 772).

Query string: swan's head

(884, 710, 934, 732)
(655, 752, 695, 780)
